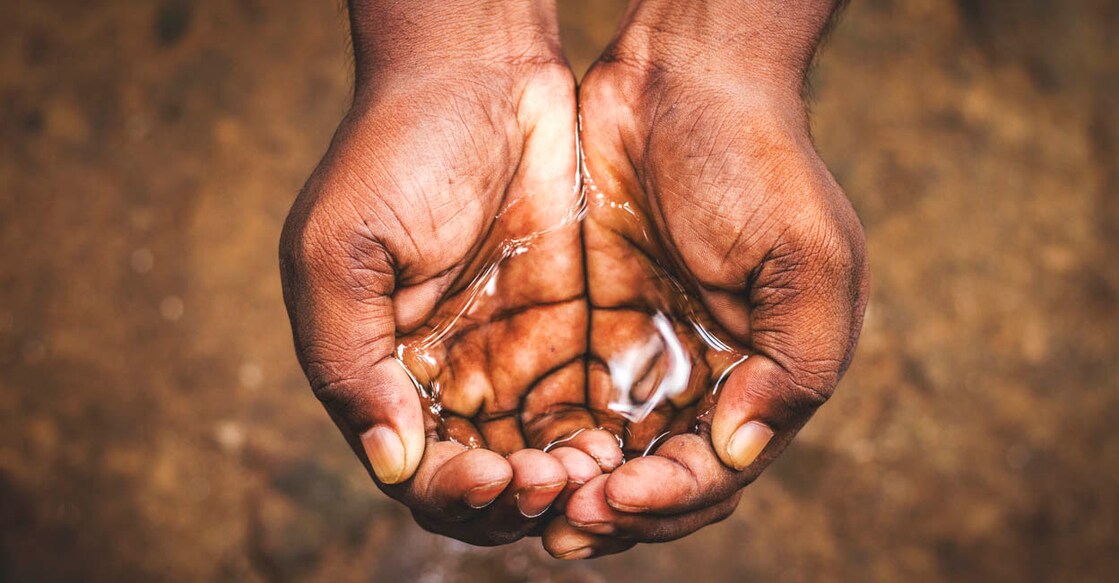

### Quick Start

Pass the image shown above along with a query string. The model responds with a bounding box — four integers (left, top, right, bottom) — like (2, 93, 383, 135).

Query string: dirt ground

(1, 1, 1117, 582)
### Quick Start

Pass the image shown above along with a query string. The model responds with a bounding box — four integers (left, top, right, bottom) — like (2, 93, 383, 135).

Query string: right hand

(279, 50, 621, 544)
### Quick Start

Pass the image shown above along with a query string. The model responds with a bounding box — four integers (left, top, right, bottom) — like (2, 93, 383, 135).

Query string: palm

(373, 70, 591, 454)
(283, 64, 628, 545)
(581, 63, 863, 427)
(578, 68, 761, 455)
(540, 62, 866, 557)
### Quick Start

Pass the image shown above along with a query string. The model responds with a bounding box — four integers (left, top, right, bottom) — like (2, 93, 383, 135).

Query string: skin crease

(545, 0, 868, 558)
(280, 0, 867, 557)
(279, 47, 618, 543)
(547, 63, 868, 560)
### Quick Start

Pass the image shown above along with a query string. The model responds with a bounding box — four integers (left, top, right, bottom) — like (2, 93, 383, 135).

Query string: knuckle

(306, 364, 362, 411)
(301, 338, 393, 403)
(281, 201, 397, 302)
(798, 203, 867, 284)
(813, 229, 857, 275)
(781, 215, 852, 277)
(339, 231, 396, 297)
(279, 201, 348, 283)
(783, 360, 839, 410)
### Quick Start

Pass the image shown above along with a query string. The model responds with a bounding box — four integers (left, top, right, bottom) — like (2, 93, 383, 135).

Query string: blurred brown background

(1, 1, 1117, 581)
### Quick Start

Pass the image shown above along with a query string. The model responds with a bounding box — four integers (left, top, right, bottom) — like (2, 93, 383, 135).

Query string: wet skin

(543, 53, 869, 559)
(281, 0, 867, 558)
(280, 59, 616, 545)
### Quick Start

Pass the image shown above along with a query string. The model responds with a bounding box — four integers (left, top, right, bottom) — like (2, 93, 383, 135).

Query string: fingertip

(710, 362, 750, 467)
(564, 474, 616, 534)
(428, 447, 513, 511)
(547, 447, 600, 512)
(565, 428, 624, 472)
(507, 449, 567, 487)
(592, 492, 745, 544)
(465, 478, 512, 509)
(461, 448, 515, 495)
(724, 421, 775, 471)
(710, 357, 782, 471)
(549, 446, 601, 486)
(326, 357, 428, 484)
(542, 519, 595, 560)
(507, 449, 567, 518)
(604, 456, 689, 513)
(542, 518, 636, 560)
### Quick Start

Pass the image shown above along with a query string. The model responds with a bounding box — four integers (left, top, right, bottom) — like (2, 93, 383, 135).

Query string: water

(395, 125, 749, 459)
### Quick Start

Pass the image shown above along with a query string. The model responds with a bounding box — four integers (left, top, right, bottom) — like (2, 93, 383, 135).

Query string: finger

(601, 433, 739, 514)
(309, 345, 427, 486)
(281, 229, 426, 485)
(547, 446, 602, 511)
(542, 517, 636, 560)
(553, 427, 624, 472)
(710, 355, 816, 472)
(563, 474, 618, 533)
(398, 441, 513, 520)
(614, 493, 741, 542)
(709, 201, 869, 470)
(504, 449, 567, 519)
(351, 362, 427, 485)
(550, 447, 601, 486)
(404, 448, 559, 547)
(565, 475, 743, 543)
(589, 366, 829, 517)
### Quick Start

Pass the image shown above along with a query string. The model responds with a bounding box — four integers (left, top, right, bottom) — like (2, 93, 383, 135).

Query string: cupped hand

(279, 59, 621, 545)
(546, 41, 869, 558)
(282, 0, 867, 556)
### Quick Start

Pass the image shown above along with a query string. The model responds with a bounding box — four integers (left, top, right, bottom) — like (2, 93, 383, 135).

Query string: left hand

(545, 2, 868, 557)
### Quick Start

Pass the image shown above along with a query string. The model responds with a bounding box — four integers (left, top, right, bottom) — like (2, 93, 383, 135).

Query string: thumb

(317, 351, 426, 485)
(281, 226, 425, 485)
(709, 355, 816, 472)
(709, 213, 868, 472)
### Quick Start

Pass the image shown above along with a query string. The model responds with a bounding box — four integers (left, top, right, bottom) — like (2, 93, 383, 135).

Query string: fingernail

(465, 480, 508, 509)
(727, 421, 775, 471)
(557, 546, 594, 561)
(568, 520, 614, 535)
(605, 498, 648, 513)
(361, 425, 406, 484)
(516, 484, 561, 518)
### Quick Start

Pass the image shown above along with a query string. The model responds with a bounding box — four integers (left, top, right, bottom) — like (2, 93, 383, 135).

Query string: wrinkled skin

(280, 62, 625, 545)
(542, 57, 869, 558)
(281, 12, 867, 556)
